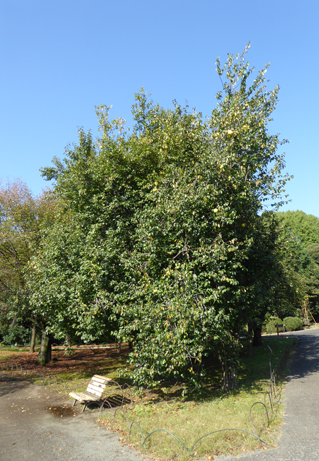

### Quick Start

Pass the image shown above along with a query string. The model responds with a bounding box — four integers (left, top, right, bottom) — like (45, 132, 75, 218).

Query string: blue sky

(1, 0, 318, 217)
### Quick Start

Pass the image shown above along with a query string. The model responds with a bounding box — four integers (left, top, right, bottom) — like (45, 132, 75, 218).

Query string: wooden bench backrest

(86, 375, 111, 397)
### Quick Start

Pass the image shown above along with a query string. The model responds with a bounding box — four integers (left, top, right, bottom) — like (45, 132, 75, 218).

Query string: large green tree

(32, 45, 290, 387)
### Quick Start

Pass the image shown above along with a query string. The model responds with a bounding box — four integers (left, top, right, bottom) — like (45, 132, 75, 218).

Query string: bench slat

(89, 380, 107, 389)
(87, 384, 105, 396)
(92, 375, 111, 383)
(69, 392, 100, 402)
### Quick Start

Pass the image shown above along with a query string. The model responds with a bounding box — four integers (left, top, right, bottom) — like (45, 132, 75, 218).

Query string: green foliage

(27, 211, 116, 344)
(0, 324, 31, 346)
(0, 180, 35, 306)
(264, 317, 283, 334)
(264, 315, 303, 333)
(273, 211, 319, 315)
(305, 243, 319, 265)
(283, 316, 303, 332)
(0, 179, 56, 341)
(31, 45, 290, 387)
(276, 223, 319, 316)
(275, 210, 319, 248)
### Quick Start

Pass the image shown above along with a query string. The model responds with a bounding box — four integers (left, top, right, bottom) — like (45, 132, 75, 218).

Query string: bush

(283, 317, 303, 332)
(265, 317, 283, 334)
(1, 324, 31, 346)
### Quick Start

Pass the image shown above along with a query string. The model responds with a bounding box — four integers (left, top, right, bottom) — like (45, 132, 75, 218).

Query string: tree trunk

(37, 331, 52, 366)
(302, 300, 311, 326)
(220, 357, 238, 391)
(9, 315, 17, 330)
(247, 324, 253, 357)
(253, 327, 263, 347)
(29, 326, 36, 353)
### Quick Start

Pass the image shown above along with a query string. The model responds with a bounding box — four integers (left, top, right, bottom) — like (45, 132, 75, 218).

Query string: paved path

(216, 328, 319, 461)
(0, 373, 149, 461)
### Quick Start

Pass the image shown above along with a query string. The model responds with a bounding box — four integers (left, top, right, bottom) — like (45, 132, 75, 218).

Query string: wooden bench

(69, 374, 111, 412)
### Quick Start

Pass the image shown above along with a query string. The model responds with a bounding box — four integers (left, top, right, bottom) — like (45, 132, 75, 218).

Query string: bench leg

(82, 402, 87, 412)
(73, 399, 77, 407)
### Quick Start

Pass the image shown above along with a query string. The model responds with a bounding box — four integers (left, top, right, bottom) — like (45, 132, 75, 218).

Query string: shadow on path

(287, 330, 319, 380)
(215, 328, 319, 461)
(0, 372, 33, 397)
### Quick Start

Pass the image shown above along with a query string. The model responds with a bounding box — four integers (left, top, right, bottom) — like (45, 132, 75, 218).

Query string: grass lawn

(0, 336, 296, 460)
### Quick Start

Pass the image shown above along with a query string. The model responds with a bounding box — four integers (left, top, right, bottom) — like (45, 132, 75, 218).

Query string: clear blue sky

(1, 0, 318, 217)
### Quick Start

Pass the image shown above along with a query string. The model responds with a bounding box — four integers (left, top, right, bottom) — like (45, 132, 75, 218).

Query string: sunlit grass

(99, 385, 284, 459)
(98, 336, 295, 460)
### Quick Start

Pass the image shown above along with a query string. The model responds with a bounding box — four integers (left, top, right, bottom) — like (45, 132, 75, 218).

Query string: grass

(0, 336, 296, 460)
(97, 336, 296, 460)
(102, 389, 278, 460)
(0, 345, 32, 353)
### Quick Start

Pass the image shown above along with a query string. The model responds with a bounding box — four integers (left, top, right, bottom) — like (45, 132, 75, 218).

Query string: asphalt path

(1, 328, 319, 461)
(215, 328, 319, 461)
(0, 373, 150, 461)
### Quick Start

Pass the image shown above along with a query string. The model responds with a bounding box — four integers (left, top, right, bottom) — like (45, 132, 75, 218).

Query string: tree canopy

(275, 210, 319, 247)
(274, 210, 319, 317)
(26, 45, 293, 385)
(0, 179, 56, 346)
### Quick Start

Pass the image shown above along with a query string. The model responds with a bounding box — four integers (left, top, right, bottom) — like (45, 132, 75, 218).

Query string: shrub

(265, 317, 283, 334)
(283, 317, 303, 332)
(1, 324, 31, 346)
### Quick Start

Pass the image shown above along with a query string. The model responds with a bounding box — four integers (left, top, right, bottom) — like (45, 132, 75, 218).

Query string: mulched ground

(0, 346, 130, 378)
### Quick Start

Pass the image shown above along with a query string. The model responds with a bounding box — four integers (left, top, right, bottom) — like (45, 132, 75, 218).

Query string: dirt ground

(0, 345, 129, 378)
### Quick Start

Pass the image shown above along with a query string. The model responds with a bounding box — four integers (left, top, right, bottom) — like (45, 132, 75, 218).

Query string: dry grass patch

(100, 386, 282, 460)
(97, 337, 295, 460)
